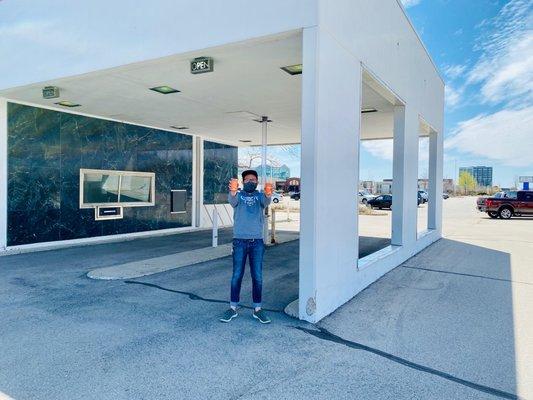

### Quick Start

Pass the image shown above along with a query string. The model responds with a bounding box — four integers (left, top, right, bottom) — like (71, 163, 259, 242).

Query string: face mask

(243, 182, 257, 193)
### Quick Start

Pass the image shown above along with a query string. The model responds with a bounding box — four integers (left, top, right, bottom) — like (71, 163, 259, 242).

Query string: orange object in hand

(230, 178, 238, 191)
(264, 182, 273, 196)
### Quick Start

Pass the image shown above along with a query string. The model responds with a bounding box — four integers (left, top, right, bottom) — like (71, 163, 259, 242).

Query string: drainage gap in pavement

(124, 280, 285, 313)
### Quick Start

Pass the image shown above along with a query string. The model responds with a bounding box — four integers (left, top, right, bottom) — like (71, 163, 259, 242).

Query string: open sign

(191, 57, 214, 74)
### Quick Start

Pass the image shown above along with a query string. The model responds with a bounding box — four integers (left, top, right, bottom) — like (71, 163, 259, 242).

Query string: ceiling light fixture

(150, 86, 180, 94)
(361, 108, 378, 113)
(281, 64, 303, 75)
(55, 101, 81, 108)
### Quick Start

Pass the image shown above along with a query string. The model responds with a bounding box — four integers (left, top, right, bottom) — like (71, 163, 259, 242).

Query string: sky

(246, 0, 533, 188)
(399, 0, 532, 188)
(1, 0, 531, 187)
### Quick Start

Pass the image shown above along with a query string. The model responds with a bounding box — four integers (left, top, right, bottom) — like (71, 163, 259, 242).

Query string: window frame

(79, 168, 156, 209)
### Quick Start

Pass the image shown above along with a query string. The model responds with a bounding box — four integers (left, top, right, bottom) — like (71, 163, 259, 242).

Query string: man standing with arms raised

(219, 169, 272, 324)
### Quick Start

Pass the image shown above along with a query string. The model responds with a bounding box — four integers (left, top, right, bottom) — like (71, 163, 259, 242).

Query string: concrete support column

(299, 27, 360, 322)
(192, 136, 203, 228)
(391, 106, 419, 246)
(0, 99, 7, 251)
(428, 130, 443, 232)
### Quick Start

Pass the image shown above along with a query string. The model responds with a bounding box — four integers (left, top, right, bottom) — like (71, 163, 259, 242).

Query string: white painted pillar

(0, 98, 7, 251)
(391, 106, 419, 247)
(299, 27, 360, 322)
(428, 130, 443, 232)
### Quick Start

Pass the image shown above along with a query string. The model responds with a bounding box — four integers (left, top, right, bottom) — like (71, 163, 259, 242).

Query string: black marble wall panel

(203, 141, 238, 204)
(7, 103, 193, 246)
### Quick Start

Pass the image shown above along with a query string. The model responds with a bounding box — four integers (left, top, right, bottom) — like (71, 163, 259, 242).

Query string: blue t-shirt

(228, 190, 271, 239)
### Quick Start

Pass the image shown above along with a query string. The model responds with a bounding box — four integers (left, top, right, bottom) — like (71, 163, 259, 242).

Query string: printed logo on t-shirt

(240, 194, 258, 207)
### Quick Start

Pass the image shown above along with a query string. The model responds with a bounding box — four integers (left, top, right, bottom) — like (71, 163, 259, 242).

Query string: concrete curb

(87, 244, 233, 280)
(87, 232, 299, 280)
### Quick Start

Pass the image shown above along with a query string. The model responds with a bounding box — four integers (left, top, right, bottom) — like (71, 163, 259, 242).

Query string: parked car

(417, 192, 423, 206)
(290, 191, 300, 201)
(482, 190, 533, 219)
(271, 192, 283, 203)
(358, 191, 376, 204)
(418, 190, 428, 203)
(368, 195, 392, 209)
(477, 191, 517, 212)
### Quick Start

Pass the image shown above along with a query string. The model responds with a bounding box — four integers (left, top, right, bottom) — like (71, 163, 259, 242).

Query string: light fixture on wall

(361, 108, 378, 113)
(150, 86, 180, 94)
(55, 101, 81, 108)
(281, 64, 303, 75)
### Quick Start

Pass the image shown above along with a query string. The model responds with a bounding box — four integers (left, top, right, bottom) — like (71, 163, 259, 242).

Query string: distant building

(252, 164, 291, 181)
(417, 179, 429, 190)
(443, 179, 454, 193)
(280, 177, 300, 193)
(459, 166, 493, 187)
(359, 180, 376, 194)
(376, 180, 393, 194)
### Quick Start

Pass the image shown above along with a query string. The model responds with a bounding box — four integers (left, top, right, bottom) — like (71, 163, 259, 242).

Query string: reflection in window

(83, 173, 119, 203)
(120, 175, 152, 203)
(80, 169, 155, 207)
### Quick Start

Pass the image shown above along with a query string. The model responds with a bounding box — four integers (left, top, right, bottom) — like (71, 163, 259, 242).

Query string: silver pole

(261, 116, 268, 186)
(212, 207, 218, 247)
(260, 116, 269, 242)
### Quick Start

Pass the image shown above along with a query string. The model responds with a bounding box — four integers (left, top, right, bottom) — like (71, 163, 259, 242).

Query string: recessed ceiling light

(150, 86, 180, 94)
(281, 64, 303, 75)
(239, 140, 252, 143)
(361, 108, 378, 113)
(55, 101, 81, 108)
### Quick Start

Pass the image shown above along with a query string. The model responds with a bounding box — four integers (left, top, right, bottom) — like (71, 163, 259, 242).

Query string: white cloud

(443, 64, 467, 80)
(445, 85, 462, 108)
(445, 107, 533, 167)
(467, 0, 533, 106)
(362, 140, 393, 161)
(401, 0, 421, 8)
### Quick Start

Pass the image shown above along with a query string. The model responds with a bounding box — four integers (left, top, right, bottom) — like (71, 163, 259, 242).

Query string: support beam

(391, 105, 419, 246)
(0, 99, 7, 251)
(428, 130, 443, 232)
(260, 116, 270, 242)
(299, 27, 360, 322)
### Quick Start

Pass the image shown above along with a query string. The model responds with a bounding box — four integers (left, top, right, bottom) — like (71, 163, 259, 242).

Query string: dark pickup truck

(482, 190, 533, 219)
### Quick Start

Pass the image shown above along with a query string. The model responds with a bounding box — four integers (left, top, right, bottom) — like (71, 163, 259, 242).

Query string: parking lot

(0, 196, 531, 399)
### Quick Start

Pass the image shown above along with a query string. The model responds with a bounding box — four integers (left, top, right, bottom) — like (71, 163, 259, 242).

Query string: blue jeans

(230, 238, 264, 308)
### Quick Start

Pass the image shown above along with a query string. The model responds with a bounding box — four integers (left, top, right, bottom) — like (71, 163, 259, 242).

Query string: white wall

(299, 26, 361, 321)
(318, 0, 445, 132)
(298, 0, 444, 322)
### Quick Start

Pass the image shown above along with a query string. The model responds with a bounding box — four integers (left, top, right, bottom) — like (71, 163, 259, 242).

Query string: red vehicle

(483, 191, 533, 219)
(477, 191, 517, 212)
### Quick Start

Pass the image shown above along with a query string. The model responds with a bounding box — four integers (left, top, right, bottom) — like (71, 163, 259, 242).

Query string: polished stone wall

(7, 103, 194, 246)
(203, 141, 238, 204)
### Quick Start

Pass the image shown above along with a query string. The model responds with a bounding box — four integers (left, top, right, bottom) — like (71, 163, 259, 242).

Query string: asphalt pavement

(0, 197, 530, 399)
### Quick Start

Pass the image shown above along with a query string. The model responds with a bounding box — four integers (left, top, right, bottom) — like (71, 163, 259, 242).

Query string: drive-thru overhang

(0, 0, 444, 322)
